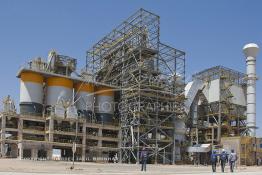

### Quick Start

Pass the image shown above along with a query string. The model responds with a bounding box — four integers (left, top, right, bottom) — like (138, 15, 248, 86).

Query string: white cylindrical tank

(74, 82, 94, 120)
(20, 72, 44, 116)
(46, 77, 73, 109)
(95, 86, 114, 123)
(243, 43, 259, 137)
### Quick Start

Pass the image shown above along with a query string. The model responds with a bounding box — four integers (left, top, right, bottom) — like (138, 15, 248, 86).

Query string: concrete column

(82, 122, 86, 162)
(118, 130, 121, 148)
(18, 119, 23, 140)
(1, 115, 6, 157)
(31, 148, 38, 160)
(0, 142, 5, 158)
(49, 118, 54, 142)
(1, 115, 6, 140)
(47, 147, 53, 160)
(48, 118, 54, 161)
(98, 129, 102, 146)
(18, 142, 23, 160)
(98, 128, 102, 160)
(118, 129, 122, 163)
(10, 144, 18, 158)
(82, 146, 86, 162)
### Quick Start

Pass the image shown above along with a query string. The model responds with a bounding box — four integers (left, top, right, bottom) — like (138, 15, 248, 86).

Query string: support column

(31, 148, 38, 160)
(48, 118, 54, 161)
(0, 142, 5, 158)
(49, 117, 54, 142)
(118, 129, 122, 163)
(98, 128, 102, 161)
(172, 116, 176, 165)
(18, 119, 23, 141)
(47, 147, 53, 160)
(82, 122, 86, 162)
(18, 142, 23, 160)
(98, 128, 102, 147)
(218, 101, 221, 143)
(1, 115, 6, 157)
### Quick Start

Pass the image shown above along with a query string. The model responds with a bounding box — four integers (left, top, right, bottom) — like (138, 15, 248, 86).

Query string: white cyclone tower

(243, 43, 259, 137)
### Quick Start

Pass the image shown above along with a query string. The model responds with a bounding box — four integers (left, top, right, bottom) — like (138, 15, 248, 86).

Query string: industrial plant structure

(86, 9, 186, 164)
(0, 9, 260, 165)
(0, 9, 186, 164)
(186, 66, 247, 145)
(185, 43, 261, 165)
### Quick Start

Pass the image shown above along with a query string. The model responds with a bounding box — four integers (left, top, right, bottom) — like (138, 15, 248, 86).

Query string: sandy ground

(0, 159, 261, 175)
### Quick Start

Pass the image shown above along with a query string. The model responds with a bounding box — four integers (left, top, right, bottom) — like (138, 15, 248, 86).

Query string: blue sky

(0, 0, 262, 135)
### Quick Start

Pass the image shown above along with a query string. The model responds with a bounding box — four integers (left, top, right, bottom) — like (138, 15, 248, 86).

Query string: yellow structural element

(46, 77, 73, 89)
(95, 86, 114, 96)
(74, 82, 94, 93)
(21, 72, 43, 84)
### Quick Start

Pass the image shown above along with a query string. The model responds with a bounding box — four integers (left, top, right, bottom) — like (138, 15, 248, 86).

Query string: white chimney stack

(243, 43, 259, 137)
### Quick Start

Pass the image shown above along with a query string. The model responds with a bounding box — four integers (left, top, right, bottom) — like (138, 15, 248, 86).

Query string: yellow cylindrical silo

(20, 72, 44, 116)
(95, 86, 114, 123)
(74, 82, 94, 120)
(46, 77, 73, 109)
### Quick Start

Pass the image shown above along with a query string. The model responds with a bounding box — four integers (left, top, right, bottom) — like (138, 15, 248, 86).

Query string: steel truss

(86, 9, 185, 164)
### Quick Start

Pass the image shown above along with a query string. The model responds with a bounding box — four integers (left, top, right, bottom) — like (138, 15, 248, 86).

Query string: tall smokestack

(243, 43, 259, 137)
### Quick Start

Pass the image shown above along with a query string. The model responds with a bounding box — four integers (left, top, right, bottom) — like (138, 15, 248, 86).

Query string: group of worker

(211, 149, 238, 173)
(139, 147, 238, 173)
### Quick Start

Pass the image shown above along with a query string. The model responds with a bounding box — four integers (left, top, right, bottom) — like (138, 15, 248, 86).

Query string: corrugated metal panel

(187, 144, 211, 153)
(230, 85, 246, 106)
(208, 79, 220, 103)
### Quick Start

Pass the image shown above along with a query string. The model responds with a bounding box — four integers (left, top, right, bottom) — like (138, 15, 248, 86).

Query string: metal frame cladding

(192, 66, 246, 85)
(188, 66, 247, 147)
(86, 8, 186, 164)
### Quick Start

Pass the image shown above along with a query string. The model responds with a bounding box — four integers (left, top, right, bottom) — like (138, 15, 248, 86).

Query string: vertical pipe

(211, 126, 214, 152)
(243, 43, 259, 137)
(196, 128, 199, 144)
(172, 115, 176, 165)
(218, 102, 221, 142)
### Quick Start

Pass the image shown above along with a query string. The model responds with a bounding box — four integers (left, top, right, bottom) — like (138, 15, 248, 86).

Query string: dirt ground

(0, 159, 261, 175)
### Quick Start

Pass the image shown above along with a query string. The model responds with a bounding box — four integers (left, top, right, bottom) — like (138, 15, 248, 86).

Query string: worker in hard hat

(219, 149, 228, 173)
(210, 150, 218, 172)
(140, 146, 148, 172)
(229, 149, 238, 172)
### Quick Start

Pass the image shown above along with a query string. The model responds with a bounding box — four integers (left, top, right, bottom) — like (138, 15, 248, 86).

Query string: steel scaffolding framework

(86, 9, 185, 164)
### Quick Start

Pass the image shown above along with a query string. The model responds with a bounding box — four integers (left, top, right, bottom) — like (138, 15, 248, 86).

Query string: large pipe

(243, 43, 259, 137)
